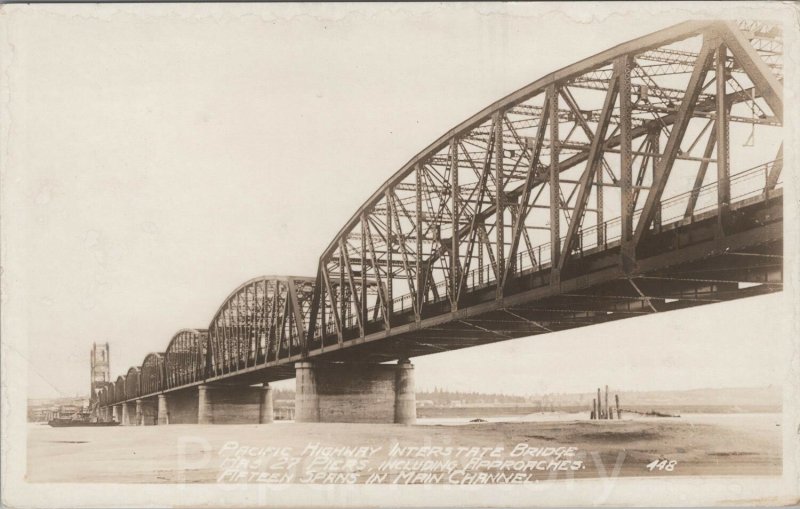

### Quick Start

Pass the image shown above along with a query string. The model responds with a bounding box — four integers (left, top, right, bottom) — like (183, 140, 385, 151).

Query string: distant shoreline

(417, 405, 781, 419)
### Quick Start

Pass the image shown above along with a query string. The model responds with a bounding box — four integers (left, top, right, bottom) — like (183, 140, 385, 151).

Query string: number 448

(646, 459, 677, 472)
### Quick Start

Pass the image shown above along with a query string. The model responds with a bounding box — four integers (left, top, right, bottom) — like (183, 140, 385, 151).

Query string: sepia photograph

(1, 2, 798, 507)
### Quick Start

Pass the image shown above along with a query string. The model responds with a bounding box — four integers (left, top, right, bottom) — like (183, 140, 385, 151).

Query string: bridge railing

(661, 158, 780, 224)
(377, 159, 780, 321)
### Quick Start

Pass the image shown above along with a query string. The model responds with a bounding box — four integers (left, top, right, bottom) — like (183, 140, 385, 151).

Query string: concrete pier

(294, 360, 416, 423)
(260, 384, 274, 424)
(144, 385, 275, 425)
(394, 359, 416, 424)
(160, 389, 199, 424)
(135, 398, 157, 426)
(121, 402, 135, 426)
(295, 362, 320, 422)
(198, 384, 267, 424)
(157, 394, 169, 425)
(112, 405, 121, 423)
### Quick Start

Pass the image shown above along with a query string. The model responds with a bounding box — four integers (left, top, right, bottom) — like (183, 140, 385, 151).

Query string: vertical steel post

(339, 248, 346, 328)
(243, 287, 252, 367)
(596, 153, 604, 247)
(385, 190, 393, 321)
(360, 216, 367, 327)
(549, 84, 561, 282)
(619, 55, 634, 266)
(478, 233, 484, 285)
(415, 165, 423, 311)
(233, 293, 241, 367)
(652, 128, 662, 231)
(450, 138, 459, 310)
(319, 264, 326, 344)
(260, 280, 268, 358)
(494, 111, 505, 294)
(715, 41, 731, 233)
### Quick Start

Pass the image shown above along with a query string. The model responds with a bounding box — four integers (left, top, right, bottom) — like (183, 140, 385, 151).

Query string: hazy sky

(2, 3, 792, 399)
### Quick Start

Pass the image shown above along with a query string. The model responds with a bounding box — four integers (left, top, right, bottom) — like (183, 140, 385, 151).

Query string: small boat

(48, 418, 120, 427)
(47, 413, 119, 428)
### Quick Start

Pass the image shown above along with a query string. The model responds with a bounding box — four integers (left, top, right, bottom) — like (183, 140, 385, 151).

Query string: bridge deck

(110, 190, 781, 403)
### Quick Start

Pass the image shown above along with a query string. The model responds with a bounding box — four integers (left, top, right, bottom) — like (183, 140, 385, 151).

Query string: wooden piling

(597, 388, 602, 418)
(605, 385, 609, 420)
(615, 394, 621, 419)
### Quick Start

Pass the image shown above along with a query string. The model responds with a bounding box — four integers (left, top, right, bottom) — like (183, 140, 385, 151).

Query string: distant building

(28, 398, 89, 422)
(90, 342, 110, 401)
(59, 404, 81, 415)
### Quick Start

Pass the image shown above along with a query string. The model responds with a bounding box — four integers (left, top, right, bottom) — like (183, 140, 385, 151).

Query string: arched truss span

(100, 20, 783, 399)
(114, 376, 126, 404)
(125, 367, 140, 400)
(207, 276, 315, 374)
(306, 20, 783, 351)
(165, 329, 208, 388)
(141, 353, 166, 395)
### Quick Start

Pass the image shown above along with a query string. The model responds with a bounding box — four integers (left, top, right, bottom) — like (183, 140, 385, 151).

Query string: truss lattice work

(99, 20, 783, 405)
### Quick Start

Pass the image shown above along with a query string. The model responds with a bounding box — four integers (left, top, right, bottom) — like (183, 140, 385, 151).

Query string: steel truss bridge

(97, 20, 784, 410)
